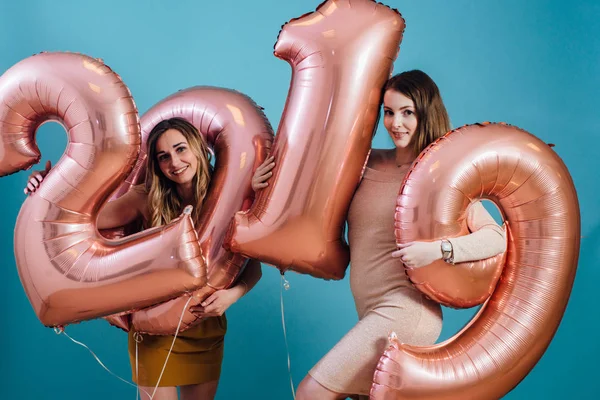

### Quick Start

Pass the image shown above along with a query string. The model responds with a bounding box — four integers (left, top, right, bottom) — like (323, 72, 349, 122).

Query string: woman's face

(155, 129, 198, 185)
(383, 89, 418, 150)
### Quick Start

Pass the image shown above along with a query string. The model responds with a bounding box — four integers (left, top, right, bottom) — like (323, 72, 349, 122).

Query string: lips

(172, 166, 188, 176)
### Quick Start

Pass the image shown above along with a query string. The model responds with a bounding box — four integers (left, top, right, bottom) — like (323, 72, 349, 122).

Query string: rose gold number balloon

(105, 87, 273, 335)
(225, 0, 405, 280)
(0, 52, 206, 327)
(396, 128, 507, 308)
(371, 123, 580, 400)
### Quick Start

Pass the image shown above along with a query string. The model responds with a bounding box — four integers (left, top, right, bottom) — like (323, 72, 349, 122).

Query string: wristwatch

(440, 239, 454, 264)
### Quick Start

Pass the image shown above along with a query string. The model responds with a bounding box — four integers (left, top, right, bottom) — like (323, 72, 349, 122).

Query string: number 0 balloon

(372, 123, 580, 400)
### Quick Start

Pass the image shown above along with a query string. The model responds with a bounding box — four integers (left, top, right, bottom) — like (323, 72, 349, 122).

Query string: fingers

(191, 305, 222, 318)
(26, 181, 36, 194)
(30, 177, 41, 189)
(253, 182, 268, 189)
(391, 248, 407, 258)
(260, 155, 275, 167)
(256, 156, 275, 175)
(201, 293, 218, 307)
(252, 156, 276, 191)
(202, 303, 218, 314)
(255, 164, 275, 180)
(391, 250, 403, 258)
(392, 249, 413, 268)
(396, 242, 415, 249)
(25, 160, 52, 195)
(254, 171, 273, 183)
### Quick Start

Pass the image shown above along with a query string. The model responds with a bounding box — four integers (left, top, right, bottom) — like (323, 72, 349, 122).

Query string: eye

(403, 109, 414, 116)
(384, 110, 393, 116)
(176, 146, 187, 153)
(158, 154, 169, 162)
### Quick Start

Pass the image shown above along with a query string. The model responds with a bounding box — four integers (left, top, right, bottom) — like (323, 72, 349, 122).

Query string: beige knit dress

(308, 164, 506, 396)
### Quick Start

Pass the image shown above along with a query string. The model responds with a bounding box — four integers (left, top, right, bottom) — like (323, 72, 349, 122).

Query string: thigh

(138, 386, 177, 400)
(309, 311, 397, 396)
(310, 293, 441, 396)
(179, 380, 219, 400)
(297, 375, 350, 400)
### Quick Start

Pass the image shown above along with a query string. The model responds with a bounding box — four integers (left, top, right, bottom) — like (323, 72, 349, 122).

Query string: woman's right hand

(24, 160, 51, 195)
(251, 155, 275, 191)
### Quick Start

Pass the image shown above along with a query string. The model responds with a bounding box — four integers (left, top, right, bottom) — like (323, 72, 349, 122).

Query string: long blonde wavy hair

(145, 117, 212, 227)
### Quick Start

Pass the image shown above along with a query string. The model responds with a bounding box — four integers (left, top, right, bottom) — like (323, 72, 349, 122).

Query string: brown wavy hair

(145, 117, 212, 227)
(383, 70, 451, 155)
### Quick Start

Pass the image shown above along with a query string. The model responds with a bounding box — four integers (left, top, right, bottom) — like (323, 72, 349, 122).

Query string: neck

(176, 182, 195, 206)
(395, 146, 415, 166)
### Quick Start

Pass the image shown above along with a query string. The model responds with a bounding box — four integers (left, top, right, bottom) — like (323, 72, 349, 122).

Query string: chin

(393, 141, 411, 149)
(182, 171, 196, 183)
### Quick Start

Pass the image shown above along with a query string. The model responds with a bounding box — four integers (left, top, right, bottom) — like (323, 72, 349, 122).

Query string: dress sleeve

(447, 202, 507, 263)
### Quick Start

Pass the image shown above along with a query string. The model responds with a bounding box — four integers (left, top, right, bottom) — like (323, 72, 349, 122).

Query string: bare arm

(233, 259, 263, 296)
(25, 160, 145, 231)
(97, 186, 146, 230)
(191, 259, 263, 317)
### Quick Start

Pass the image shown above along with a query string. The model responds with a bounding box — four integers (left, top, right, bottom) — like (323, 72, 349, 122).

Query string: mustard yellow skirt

(128, 315, 227, 387)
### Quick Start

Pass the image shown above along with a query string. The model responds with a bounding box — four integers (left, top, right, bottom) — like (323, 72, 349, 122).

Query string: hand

(392, 241, 442, 269)
(190, 288, 242, 318)
(24, 160, 52, 195)
(252, 155, 275, 191)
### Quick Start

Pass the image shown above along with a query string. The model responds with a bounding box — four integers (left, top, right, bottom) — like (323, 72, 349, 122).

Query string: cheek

(187, 154, 199, 169)
(383, 116, 393, 131)
(406, 118, 418, 135)
(158, 162, 170, 176)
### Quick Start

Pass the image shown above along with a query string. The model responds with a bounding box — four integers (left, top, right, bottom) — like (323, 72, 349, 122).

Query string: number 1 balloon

(225, 0, 406, 280)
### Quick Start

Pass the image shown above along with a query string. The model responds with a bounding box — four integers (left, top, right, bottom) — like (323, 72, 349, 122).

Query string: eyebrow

(383, 105, 414, 110)
(156, 142, 186, 155)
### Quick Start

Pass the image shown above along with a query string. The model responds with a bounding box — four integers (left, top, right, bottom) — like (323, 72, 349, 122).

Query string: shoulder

(131, 184, 149, 197)
(129, 184, 150, 218)
(367, 148, 393, 169)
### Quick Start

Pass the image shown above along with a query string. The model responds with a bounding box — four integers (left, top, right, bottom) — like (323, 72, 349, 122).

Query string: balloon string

(149, 295, 194, 399)
(280, 273, 296, 399)
(133, 332, 143, 400)
(54, 327, 150, 399)
(136, 338, 139, 400)
(56, 295, 192, 400)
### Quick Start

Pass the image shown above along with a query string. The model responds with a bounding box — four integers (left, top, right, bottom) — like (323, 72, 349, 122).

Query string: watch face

(442, 241, 452, 252)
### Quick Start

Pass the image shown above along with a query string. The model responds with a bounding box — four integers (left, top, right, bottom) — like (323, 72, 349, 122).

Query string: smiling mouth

(392, 132, 408, 139)
(172, 166, 188, 176)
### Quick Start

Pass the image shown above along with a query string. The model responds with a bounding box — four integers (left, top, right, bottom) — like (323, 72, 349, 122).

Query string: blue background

(0, 0, 598, 398)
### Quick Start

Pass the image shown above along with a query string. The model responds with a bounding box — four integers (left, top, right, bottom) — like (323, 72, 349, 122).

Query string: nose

(393, 114, 404, 129)
(170, 153, 183, 168)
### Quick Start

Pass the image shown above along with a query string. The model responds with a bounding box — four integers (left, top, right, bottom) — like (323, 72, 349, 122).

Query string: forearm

(448, 226, 506, 264)
(230, 259, 262, 298)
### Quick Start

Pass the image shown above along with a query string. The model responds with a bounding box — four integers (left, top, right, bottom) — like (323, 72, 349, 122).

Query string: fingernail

(201, 302, 206, 307)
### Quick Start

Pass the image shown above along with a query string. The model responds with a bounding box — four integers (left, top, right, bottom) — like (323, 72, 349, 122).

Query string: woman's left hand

(392, 241, 441, 269)
(191, 288, 241, 318)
